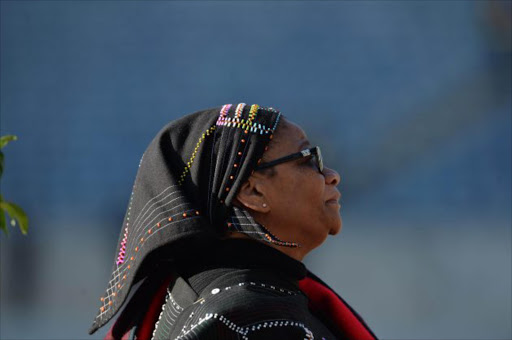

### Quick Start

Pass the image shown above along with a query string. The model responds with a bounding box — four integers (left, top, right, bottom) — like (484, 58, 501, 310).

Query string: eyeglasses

(255, 146, 324, 174)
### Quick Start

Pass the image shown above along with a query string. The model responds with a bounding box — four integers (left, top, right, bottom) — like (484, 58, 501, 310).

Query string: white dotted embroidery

(151, 289, 186, 340)
(232, 281, 299, 295)
(162, 282, 307, 340)
(173, 314, 315, 340)
(168, 289, 184, 311)
(151, 302, 167, 340)
(173, 313, 215, 340)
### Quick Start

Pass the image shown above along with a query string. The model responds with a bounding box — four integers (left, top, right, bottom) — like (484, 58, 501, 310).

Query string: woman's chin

(329, 217, 342, 235)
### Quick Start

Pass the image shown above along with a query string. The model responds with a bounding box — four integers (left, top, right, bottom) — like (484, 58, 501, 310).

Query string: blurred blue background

(1, 1, 511, 339)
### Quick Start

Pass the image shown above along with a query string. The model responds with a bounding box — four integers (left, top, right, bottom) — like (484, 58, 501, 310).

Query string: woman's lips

(326, 199, 340, 206)
(326, 192, 341, 206)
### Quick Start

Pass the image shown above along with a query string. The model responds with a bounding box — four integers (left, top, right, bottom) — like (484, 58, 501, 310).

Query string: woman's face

(235, 119, 342, 259)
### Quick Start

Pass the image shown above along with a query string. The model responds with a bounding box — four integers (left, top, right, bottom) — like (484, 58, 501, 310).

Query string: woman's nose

(323, 167, 340, 186)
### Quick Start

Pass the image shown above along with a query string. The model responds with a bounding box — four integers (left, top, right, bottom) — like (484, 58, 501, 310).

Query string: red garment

(134, 278, 170, 340)
(299, 276, 376, 340)
(104, 326, 130, 340)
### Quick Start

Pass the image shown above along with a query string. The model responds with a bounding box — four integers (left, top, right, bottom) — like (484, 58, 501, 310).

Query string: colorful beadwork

(178, 125, 217, 185)
(116, 184, 136, 266)
(116, 227, 128, 265)
(215, 104, 232, 126)
(247, 104, 259, 126)
(216, 117, 273, 134)
(235, 103, 245, 119)
(270, 109, 281, 132)
(216, 104, 274, 135)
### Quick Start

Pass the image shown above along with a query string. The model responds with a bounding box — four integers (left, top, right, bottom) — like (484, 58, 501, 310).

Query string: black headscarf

(89, 103, 300, 334)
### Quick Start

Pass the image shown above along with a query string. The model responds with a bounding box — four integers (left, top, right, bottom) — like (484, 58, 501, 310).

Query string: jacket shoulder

(167, 282, 316, 339)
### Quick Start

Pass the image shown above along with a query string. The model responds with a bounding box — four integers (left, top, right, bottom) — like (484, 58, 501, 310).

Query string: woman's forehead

(281, 120, 308, 143)
(270, 120, 310, 155)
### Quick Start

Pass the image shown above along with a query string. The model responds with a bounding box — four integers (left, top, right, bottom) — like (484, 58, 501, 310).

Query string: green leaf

(0, 201, 28, 235)
(0, 135, 18, 149)
(0, 208, 7, 236)
(0, 151, 3, 178)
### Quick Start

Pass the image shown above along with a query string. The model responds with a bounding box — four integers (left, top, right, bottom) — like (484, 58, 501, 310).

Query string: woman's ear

(235, 176, 270, 213)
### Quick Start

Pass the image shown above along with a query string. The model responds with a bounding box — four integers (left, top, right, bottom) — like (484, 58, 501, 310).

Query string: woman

(88, 104, 377, 340)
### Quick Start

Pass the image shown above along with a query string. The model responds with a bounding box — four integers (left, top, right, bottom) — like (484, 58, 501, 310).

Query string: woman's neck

(224, 231, 306, 262)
